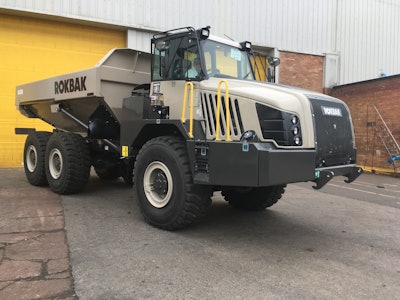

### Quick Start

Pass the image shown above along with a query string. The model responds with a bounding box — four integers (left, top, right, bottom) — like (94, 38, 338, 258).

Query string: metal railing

(181, 80, 233, 142)
(367, 104, 400, 171)
(181, 82, 194, 138)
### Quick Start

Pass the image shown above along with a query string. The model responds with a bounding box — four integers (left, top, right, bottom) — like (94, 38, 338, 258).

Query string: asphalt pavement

(1, 168, 400, 299)
(64, 172, 400, 299)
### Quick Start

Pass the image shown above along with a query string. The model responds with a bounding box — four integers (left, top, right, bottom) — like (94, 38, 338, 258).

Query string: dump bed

(16, 48, 151, 132)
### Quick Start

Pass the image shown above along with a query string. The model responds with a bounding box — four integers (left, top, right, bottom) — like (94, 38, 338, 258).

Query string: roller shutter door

(0, 13, 125, 167)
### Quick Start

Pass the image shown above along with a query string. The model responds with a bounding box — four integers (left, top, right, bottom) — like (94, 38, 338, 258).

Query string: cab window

(202, 40, 254, 80)
(152, 35, 202, 81)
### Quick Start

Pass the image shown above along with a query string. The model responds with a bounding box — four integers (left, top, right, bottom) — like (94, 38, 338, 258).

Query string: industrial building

(1, 0, 399, 171)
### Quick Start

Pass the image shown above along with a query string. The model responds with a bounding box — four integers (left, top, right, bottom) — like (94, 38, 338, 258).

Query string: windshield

(202, 39, 255, 80)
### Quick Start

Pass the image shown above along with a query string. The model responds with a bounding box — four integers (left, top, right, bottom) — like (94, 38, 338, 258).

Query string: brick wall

(331, 75, 400, 173)
(278, 51, 324, 93)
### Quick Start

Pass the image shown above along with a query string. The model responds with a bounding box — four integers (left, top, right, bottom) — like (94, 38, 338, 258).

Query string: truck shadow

(80, 175, 341, 254)
(177, 196, 339, 255)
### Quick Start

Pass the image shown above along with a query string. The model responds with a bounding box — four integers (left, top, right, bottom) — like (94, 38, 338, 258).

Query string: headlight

(290, 115, 302, 146)
(294, 136, 302, 145)
(255, 103, 302, 146)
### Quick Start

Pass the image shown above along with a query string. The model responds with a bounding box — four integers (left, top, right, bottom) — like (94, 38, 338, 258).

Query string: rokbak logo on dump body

(54, 76, 87, 94)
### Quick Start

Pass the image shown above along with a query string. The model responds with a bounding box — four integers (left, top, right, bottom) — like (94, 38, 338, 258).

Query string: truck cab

(141, 26, 361, 188)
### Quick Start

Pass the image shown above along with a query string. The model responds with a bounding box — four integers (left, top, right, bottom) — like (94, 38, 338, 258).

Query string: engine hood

(199, 78, 315, 141)
(199, 77, 327, 115)
(200, 77, 339, 102)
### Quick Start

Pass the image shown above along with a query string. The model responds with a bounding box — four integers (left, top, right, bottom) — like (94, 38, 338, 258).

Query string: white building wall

(0, 0, 336, 54)
(127, 29, 153, 53)
(336, 0, 400, 84)
(1, 0, 399, 85)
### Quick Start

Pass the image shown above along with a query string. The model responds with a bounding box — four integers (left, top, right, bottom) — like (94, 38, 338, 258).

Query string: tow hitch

(313, 166, 363, 190)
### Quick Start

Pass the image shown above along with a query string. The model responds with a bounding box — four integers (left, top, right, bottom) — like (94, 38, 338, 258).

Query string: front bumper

(188, 141, 362, 188)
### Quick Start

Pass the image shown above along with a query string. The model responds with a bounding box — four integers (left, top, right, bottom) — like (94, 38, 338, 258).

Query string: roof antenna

(224, 34, 235, 41)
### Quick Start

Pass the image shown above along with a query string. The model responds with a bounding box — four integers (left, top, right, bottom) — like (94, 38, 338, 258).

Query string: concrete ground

(1, 168, 400, 299)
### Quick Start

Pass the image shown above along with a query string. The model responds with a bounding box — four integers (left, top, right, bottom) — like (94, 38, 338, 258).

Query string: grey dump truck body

(17, 48, 151, 133)
(16, 26, 362, 230)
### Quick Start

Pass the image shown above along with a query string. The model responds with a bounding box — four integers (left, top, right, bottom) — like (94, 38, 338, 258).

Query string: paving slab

(0, 260, 42, 281)
(5, 231, 68, 260)
(0, 278, 73, 300)
(0, 168, 76, 299)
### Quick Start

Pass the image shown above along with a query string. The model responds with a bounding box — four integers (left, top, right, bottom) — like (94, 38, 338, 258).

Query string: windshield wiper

(213, 73, 236, 79)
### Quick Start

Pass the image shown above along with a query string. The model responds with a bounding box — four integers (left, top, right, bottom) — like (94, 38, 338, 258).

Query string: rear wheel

(45, 132, 91, 194)
(222, 185, 286, 211)
(134, 136, 212, 230)
(23, 131, 52, 186)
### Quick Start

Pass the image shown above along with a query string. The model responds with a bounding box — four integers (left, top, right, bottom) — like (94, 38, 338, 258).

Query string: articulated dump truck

(16, 27, 362, 230)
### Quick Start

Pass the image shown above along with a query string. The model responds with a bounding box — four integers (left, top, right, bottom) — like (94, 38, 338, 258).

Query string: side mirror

(155, 41, 168, 51)
(268, 57, 280, 67)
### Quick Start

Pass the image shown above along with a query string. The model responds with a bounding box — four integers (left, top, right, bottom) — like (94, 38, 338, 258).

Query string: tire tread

(222, 185, 286, 211)
(46, 132, 90, 194)
(135, 136, 212, 230)
(24, 131, 52, 186)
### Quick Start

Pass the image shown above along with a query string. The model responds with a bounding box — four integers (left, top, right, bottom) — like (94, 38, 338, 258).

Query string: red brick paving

(0, 169, 76, 299)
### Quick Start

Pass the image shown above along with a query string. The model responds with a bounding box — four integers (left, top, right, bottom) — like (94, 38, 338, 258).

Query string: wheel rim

(48, 148, 63, 180)
(26, 145, 38, 172)
(143, 161, 173, 208)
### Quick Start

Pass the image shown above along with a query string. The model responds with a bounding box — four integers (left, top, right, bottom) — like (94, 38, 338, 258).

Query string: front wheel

(134, 136, 212, 230)
(222, 185, 286, 211)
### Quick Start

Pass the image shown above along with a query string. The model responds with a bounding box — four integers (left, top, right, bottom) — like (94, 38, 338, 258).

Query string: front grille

(200, 93, 244, 140)
(256, 104, 287, 145)
(256, 103, 301, 146)
(308, 97, 356, 167)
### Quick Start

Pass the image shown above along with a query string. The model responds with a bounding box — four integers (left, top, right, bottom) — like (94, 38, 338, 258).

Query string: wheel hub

(49, 148, 63, 180)
(152, 171, 168, 195)
(26, 145, 38, 172)
(143, 161, 173, 208)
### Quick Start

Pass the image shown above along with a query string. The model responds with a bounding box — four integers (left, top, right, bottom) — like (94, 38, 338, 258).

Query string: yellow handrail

(215, 80, 231, 141)
(181, 82, 194, 138)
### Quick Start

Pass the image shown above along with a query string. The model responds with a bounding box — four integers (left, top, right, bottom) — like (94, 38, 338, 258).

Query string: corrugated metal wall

(336, 0, 400, 84)
(1, 0, 399, 85)
(0, 0, 336, 54)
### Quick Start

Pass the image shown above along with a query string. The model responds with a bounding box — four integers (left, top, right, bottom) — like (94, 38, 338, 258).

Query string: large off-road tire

(45, 132, 91, 195)
(121, 158, 134, 186)
(222, 185, 286, 211)
(23, 131, 52, 186)
(134, 136, 212, 230)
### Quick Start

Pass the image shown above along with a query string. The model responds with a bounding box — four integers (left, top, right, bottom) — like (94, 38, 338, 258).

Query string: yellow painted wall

(0, 14, 125, 167)
(250, 54, 267, 81)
